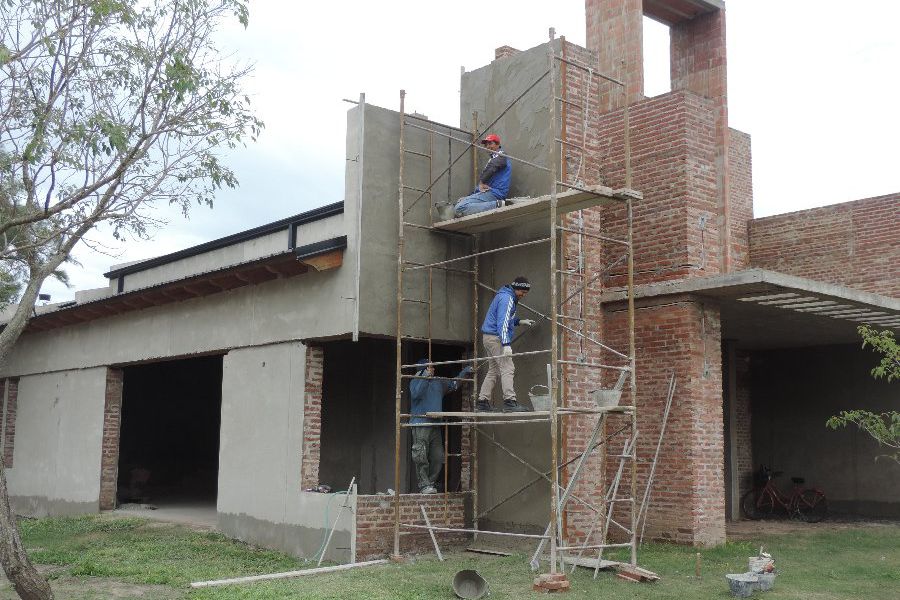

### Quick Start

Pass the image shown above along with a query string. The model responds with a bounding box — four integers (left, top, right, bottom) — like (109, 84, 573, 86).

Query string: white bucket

(528, 385, 550, 411)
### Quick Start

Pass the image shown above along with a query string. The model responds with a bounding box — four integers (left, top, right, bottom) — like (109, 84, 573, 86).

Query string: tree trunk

(0, 251, 73, 600)
(0, 465, 54, 600)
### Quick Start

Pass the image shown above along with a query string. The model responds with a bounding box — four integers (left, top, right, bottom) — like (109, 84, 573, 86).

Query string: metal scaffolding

(391, 29, 642, 578)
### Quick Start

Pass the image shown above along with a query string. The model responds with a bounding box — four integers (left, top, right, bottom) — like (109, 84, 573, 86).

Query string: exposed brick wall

(671, 7, 731, 273)
(749, 194, 900, 298)
(585, 0, 643, 109)
(301, 344, 324, 490)
(593, 91, 722, 286)
(355, 492, 468, 560)
(733, 350, 753, 499)
(2, 378, 18, 468)
(494, 45, 520, 61)
(99, 368, 123, 509)
(565, 299, 726, 547)
(729, 129, 753, 269)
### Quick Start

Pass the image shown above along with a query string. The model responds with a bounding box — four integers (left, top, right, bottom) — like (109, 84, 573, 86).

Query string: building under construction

(1, 0, 898, 579)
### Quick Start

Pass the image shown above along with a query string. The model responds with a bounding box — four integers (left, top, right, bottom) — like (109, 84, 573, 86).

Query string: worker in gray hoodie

(410, 359, 473, 494)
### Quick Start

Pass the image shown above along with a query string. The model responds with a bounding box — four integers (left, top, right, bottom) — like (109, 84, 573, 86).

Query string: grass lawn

(2, 515, 898, 599)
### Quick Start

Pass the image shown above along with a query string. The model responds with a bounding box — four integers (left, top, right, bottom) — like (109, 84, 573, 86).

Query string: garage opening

(117, 355, 223, 510)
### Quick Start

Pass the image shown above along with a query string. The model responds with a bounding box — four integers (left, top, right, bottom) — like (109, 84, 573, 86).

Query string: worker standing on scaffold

(476, 276, 535, 412)
(453, 133, 511, 217)
(410, 359, 473, 494)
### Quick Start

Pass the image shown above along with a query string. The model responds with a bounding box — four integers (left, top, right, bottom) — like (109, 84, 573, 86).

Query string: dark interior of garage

(117, 355, 223, 506)
(749, 343, 900, 517)
(318, 338, 466, 494)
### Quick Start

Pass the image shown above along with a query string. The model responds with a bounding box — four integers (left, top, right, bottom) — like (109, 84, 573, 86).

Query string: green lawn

(4, 515, 898, 599)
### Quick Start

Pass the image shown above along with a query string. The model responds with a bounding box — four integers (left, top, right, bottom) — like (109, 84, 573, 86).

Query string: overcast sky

(43, 0, 900, 301)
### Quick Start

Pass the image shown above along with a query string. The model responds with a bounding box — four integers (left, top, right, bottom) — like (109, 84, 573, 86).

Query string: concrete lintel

(644, 0, 725, 25)
(600, 269, 900, 313)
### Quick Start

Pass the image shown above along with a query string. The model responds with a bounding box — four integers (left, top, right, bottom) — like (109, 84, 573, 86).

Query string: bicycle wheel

(741, 489, 765, 520)
(796, 490, 827, 523)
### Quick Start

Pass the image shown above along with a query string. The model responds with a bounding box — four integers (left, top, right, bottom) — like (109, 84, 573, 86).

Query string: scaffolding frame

(391, 29, 640, 577)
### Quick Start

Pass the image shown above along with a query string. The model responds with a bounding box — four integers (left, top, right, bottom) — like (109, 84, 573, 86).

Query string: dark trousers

(411, 426, 444, 491)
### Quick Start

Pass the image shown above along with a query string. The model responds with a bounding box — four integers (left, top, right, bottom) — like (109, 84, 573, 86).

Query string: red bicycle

(741, 465, 827, 523)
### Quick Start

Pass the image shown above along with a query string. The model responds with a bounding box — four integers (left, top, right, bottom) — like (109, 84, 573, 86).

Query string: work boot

(475, 399, 492, 412)
(502, 398, 531, 413)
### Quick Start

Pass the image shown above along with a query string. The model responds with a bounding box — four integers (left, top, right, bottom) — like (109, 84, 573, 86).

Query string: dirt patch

(0, 571, 183, 600)
(727, 517, 899, 540)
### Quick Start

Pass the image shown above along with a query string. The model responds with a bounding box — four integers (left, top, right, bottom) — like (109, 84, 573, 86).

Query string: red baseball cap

(481, 134, 501, 144)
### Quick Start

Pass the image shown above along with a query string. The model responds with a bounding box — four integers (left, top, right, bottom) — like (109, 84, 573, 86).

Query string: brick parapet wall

(99, 368, 123, 509)
(301, 344, 324, 490)
(728, 129, 753, 270)
(749, 194, 900, 298)
(355, 492, 469, 560)
(2, 378, 18, 468)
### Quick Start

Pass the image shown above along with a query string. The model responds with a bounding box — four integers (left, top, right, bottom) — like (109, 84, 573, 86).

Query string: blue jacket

(410, 369, 463, 424)
(481, 285, 520, 346)
(477, 149, 511, 200)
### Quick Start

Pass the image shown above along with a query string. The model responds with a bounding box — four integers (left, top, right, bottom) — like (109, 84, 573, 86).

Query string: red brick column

(585, 0, 644, 110)
(671, 7, 731, 272)
(3, 378, 18, 468)
(301, 344, 324, 490)
(99, 368, 123, 509)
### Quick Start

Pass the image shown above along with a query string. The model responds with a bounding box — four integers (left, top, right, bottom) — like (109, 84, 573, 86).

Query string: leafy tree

(827, 325, 900, 465)
(0, 1, 261, 598)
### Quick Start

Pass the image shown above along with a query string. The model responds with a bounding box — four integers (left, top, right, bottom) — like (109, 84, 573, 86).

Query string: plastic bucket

(590, 388, 622, 409)
(528, 385, 550, 411)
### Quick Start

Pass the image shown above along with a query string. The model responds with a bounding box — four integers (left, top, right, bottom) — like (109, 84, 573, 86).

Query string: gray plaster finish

(1, 261, 357, 378)
(461, 40, 560, 201)
(351, 103, 473, 341)
(216, 342, 355, 560)
(9, 496, 99, 518)
(458, 42, 581, 529)
(218, 510, 352, 562)
(5, 368, 107, 511)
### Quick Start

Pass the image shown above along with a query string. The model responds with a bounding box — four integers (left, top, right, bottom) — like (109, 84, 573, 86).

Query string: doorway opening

(116, 355, 223, 512)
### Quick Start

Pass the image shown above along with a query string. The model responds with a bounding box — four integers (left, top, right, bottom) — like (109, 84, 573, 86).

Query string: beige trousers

(478, 334, 516, 402)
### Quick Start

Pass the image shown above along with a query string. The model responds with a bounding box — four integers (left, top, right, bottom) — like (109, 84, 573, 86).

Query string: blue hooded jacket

(409, 360, 469, 424)
(481, 285, 520, 346)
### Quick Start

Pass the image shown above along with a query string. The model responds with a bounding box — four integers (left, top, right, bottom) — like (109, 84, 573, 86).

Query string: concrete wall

(6, 368, 107, 516)
(1, 265, 356, 379)
(461, 41, 557, 200)
(351, 103, 473, 341)
(750, 344, 900, 517)
(217, 342, 354, 561)
(750, 193, 900, 299)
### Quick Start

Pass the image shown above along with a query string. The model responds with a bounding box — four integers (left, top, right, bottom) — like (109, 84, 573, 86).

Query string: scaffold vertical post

(393, 89, 407, 559)
(547, 26, 561, 576)
(470, 111, 480, 542)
